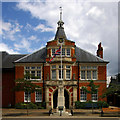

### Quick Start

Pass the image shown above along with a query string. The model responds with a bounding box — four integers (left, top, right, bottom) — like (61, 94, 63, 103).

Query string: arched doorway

(53, 89, 58, 108)
(64, 89, 69, 109)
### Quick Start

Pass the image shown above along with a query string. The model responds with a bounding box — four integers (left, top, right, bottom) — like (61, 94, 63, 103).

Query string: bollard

(101, 110, 104, 117)
(71, 109, 73, 116)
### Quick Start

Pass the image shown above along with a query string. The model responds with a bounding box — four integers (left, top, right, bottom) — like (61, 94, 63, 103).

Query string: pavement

(1, 106, 120, 119)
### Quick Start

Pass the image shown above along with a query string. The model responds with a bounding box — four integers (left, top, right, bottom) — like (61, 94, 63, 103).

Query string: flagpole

(61, 43, 62, 80)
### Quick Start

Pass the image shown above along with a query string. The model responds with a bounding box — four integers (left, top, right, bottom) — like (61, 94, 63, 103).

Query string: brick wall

(15, 66, 24, 79)
(2, 69, 15, 107)
(44, 66, 50, 80)
(79, 82, 107, 102)
(98, 66, 106, 80)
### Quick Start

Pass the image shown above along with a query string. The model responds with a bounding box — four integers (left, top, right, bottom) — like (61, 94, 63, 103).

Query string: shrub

(42, 102, 46, 109)
(28, 102, 38, 109)
(15, 102, 27, 109)
(75, 101, 109, 109)
(97, 101, 109, 108)
(75, 101, 86, 109)
(15, 102, 46, 109)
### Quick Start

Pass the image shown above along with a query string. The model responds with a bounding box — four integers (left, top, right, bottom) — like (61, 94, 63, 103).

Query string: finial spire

(59, 6, 62, 21)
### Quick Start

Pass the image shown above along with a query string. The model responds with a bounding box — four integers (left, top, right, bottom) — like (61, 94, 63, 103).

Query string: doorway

(53, 89, 58, 108)
(64, 89, 69, 109)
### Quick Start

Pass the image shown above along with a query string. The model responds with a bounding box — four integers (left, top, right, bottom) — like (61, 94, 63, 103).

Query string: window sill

(80, 100, 87, 102)
(24, 101, 31, 103)
(35, 101, 42, 102)
(92, 100, 98, 102)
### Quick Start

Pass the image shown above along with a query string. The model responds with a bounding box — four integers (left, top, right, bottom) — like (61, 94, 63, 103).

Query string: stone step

(51, 111, 72, 116)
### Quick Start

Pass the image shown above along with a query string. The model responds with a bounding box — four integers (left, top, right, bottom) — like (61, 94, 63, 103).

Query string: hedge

(75, 101, 109, 109)
(15, 102, 46, 109)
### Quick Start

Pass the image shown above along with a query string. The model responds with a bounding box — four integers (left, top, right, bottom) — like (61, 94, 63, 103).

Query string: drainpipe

(77, 62, 79, 101)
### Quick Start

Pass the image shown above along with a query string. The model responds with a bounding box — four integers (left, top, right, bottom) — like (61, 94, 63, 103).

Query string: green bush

(42, 102, 46, 109)
(75, 101, 109, 109)
(15, 102, 46, 109)
(28, 102, 38, 109)
(15, 102, 27, 109)
(97, 101, 109, 108)
(75, 101, 86, 109)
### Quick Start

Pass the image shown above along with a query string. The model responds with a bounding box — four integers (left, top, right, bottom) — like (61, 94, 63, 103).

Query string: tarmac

(1, 106, 120, 119)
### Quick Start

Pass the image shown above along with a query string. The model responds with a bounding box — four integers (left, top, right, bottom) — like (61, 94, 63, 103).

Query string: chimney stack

(97, 42, 103, 58)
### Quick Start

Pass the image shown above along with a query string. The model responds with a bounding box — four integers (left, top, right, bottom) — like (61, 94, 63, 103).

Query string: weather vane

(59, 6, 62, 21)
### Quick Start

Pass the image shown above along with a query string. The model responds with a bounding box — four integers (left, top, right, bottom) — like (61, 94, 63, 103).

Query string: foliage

(13, 74, 42, 115)
(87, 80, 100, 94)
(97, 101, 109, 108)
(15, 102, 27, 109)
(75, 101, 109, 109)
(101, 83, 120, 98)
(75, 101, 86, 109)
(15, 102, 46, 109)
(14, 78, 41, 93)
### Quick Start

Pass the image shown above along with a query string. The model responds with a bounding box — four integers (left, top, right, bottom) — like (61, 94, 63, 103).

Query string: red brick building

(2, 19, 108, 109)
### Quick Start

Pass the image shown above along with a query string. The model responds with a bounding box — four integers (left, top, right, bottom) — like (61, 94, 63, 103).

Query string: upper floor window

(66, 65, 71, 80)
(93, 70, 97, 80)
(59, 65, 63, 80)
(87, 71, 91, 80)
(52, 65, 56, 80)
(31, 66, 35, 69)
(31, 71, 35, 79)
(67, 48, 70, 56)
(51, 65, 71, 80)
(81, 71, 85, 80)
(81, 66, 97, 80)
(37, 71, 41, 79)
(25, 66, 30, 69)
(24, 66, 42, 80)
(51, 48, 71, 57)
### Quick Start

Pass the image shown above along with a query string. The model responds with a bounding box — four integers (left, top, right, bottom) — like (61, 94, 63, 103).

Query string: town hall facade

(2, 17, 108, 109)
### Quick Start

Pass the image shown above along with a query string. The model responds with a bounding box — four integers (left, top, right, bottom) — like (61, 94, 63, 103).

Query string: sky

(0, 0, 119, 76)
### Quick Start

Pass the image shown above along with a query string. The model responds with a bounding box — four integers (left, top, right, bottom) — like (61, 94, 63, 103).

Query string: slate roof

(1, 51, 26, 68)
(14, 46, 108, 63)
(14, 47, 46, 63)
(75, 47, 108, 63)
(54, 26, 67, 40)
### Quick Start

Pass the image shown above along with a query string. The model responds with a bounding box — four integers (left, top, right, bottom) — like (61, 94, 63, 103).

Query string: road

(2, 117, 120, 120)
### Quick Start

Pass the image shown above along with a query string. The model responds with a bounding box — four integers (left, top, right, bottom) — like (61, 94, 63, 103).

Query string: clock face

(59, 38, 63, 43)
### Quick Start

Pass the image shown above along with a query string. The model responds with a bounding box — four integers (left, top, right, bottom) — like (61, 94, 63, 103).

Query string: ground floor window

(35, 91, 42, 102)
(24, 91, 31, 102)
(80, 89, 87, 102)
(92, 92, 98, 102)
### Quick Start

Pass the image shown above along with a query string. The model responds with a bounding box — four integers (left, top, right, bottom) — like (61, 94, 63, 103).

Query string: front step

(51, 111, 72, 116)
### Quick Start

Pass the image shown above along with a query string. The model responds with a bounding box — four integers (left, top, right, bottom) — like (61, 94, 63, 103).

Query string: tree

(82, 80, 100, 113)
(14, 74, 41, 116)
(101, 83, 120, 98)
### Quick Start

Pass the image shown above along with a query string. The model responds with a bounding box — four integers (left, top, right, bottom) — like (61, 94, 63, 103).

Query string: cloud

(0, 43, 19, 54)
(15, 2, 118, 76)
(2, 20, 23, 41)
(34, 24, 53, 32)
(28, 35, 37, 40)
(86, 6, 103, 17)
(14, 38, 31, 52)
